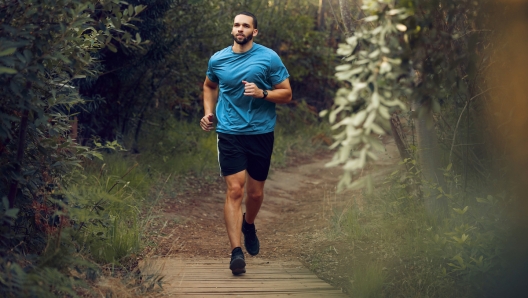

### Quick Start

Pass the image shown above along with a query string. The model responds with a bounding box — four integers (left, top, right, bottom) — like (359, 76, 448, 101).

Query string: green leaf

(55, 53, 71, 64)
(92, 152, 103, 160)
(134, 5, 146, 15)
(396, 24, 407, 32)
(452, 254, 465, 266)
(364, 15, 379, 22)
(388, 9, 405, 16)
(0, 47, 17, 57)
(10, 80, 22, 96)
(107, 43, 118, 53)
(432, 99, 441, 113)
(15, 52, 26, 64)
(0, 67, 17, 74)
(452, 206, 468, 215)
(5, 207, 19, 218)
(111, 17, 121, 29)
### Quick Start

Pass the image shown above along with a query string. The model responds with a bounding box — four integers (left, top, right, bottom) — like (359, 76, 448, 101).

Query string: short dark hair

(237, 11, 258, 29)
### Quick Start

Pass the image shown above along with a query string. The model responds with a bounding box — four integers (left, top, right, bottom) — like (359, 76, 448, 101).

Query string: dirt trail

(141, 137, 399, 296)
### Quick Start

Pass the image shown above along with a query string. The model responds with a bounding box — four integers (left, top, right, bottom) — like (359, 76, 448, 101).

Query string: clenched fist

(242, 80, 264, 98)
(200, 114, 215, 131)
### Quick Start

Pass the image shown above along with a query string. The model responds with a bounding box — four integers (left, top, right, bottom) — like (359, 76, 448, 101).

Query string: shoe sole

(230, 258, 246, 275)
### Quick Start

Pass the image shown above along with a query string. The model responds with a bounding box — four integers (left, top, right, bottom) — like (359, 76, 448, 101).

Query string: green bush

(274, 101, 331, 166)
(0, 0, 149, 296)
(331, 160, 510, 297)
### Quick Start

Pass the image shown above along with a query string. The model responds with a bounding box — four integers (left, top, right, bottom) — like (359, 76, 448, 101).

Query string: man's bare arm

(201, 77, 219, 131)
(242, 78, 292, 104)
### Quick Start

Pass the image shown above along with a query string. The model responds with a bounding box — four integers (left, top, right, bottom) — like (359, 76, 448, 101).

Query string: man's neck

(232, 41, 254, 53)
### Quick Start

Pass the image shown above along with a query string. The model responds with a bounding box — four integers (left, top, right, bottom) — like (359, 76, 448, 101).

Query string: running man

(199, 11, 292, 275)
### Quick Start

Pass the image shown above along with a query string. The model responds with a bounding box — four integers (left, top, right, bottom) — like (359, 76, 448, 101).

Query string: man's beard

(232, 33, 253, 45)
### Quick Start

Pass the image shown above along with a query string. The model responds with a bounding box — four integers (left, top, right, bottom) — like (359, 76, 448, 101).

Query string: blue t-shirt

(206, 43, 289, 135)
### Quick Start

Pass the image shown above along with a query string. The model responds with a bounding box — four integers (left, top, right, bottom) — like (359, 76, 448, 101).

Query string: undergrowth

(134, 101, 330, 174)
(329, 160, 511, 298)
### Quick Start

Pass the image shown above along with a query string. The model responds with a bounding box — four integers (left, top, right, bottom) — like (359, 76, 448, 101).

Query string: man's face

(231, 14, 258, 45)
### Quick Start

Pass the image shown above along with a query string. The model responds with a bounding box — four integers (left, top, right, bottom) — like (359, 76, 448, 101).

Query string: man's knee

(247, 189, 263, 201)
(227, 184, 244, 200)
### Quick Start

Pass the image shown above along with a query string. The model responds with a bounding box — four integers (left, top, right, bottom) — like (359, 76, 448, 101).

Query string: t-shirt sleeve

(269, 52, 290, 86)
(206, 58, 219, 83)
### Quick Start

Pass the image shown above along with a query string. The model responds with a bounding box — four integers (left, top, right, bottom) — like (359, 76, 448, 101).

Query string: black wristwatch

(261, 90, 268, 99)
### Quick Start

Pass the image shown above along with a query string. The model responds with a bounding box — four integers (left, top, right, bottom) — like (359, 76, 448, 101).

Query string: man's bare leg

(244, 174, 266, 224)
(224, 170, 246, 250)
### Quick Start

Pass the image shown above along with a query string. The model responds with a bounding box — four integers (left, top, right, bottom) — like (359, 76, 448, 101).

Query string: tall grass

(351, 261, 386, 298)
(328, 163, 510, 297)
(134, 119, 219, 175)
(67, 154, 152, 264)
(273, 102, 331, 166)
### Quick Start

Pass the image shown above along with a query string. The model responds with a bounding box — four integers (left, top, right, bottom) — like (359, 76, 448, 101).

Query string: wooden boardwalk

(142, 258, 348, 297)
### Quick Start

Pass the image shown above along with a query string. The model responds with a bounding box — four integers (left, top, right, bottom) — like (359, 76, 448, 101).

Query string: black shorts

(216, 132, 274, 181)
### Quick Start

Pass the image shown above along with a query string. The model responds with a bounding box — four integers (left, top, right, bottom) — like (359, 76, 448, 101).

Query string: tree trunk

(339, 0, 353, 35)
(71, 116, 78, 142)
(317, 0, 325, 31)
(8, 109, 29, 208)
(132, 112, 145, 154)
(354, 0, 365, 20)
(391, 112, 423, 199)
(390, 113, 411, 161)
(413, 100, 448, 216)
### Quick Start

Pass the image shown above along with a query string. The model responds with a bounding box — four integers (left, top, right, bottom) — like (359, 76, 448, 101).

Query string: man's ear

(253, 29, 258, 37)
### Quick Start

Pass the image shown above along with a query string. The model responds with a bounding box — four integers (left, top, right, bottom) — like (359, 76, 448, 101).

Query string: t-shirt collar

(231, 43, 257, 54)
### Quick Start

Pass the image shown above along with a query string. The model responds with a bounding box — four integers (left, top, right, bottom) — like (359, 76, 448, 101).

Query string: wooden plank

(165, 283, 331, 288)
(160, 268, 314, 272)
(168, 283, 336, 289)
(168, 288, 343, 293)
(159, 292, 347, 296)
(168, 291, 345, 295)
(162, 272, 316, 277)
(167, 275, 329, 280)
(141, 258, 348, 297)
(167, 277, 329, 282)
(157, 294, 346, 298)
(165, 282, 336, 288)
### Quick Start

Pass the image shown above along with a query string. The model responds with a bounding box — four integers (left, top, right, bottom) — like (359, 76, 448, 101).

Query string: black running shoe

(229, 247, 246, 275)
(242, 213, 260, 256)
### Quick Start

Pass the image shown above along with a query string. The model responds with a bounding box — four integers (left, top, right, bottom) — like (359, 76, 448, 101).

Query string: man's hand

(242, 80, 264, 98)
(200, 113, 215, 131)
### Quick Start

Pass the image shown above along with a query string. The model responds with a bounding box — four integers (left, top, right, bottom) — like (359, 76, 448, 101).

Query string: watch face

(263, 90, 268, 97)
